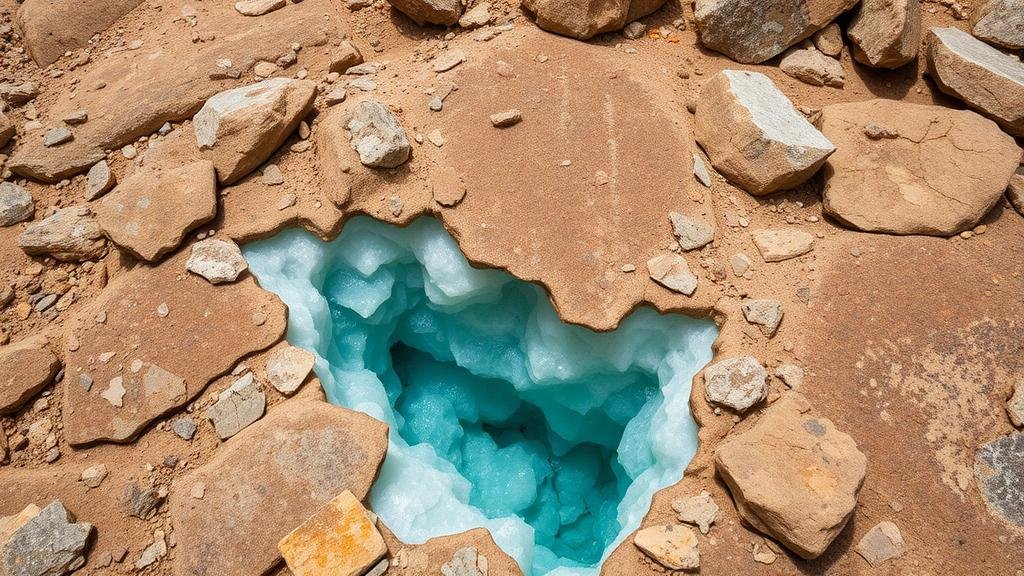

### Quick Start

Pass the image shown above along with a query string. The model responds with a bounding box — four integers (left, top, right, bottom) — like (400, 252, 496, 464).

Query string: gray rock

(432, 49, 466, 73)
(206, 373, 266, 440)
(172, 417, 197, 440)
(85, 160, 115, 201)
(62, 111, 88, 125)
(185, 238, 248, 284)
(972, 0, 1024, 50)
(741, 299, 784, 337)
(347, 101, 411, 169)
(42, 126, 73, 147)
(669, 212, 714, 251)
(265, 345, 315, 396)
(703, 356, 768, 412)
(623, 21, 646, 39)
(647, 253, 698, 296)
(1, 501, 93, 576)
(0, 182, 34, 227)
(975, 433, 1024, 527)
(17, 206, 106, 261)
(692, 154, 712, 187)
(441, 547, 485, 576)
(122, 482, 164, 519)
(855, 521, 905, 566)
(489, 109, 522, 128)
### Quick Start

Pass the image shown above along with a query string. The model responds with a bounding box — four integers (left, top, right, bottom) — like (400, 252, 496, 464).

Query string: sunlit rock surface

(245, 216, 717, 575)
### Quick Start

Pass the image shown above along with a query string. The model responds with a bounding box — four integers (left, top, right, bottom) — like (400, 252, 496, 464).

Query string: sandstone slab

(0, 183, 34, 227)
(278, 490, 387, 576)
(751, 229, 814, 262)
(388, 0, 462, 26)
(972, 0, 1024, 50)
(17, 206, 106, 261)
(523, 0, 666, 40)
(848, 0, 920, 69)
(633, 524, 699, 570)
(0, 335, 60, 414)
(975, 433, 1024, 527)
(16, 0, 142, 66)
(703, 356, 768, 412)
(185, 238, 248, 284)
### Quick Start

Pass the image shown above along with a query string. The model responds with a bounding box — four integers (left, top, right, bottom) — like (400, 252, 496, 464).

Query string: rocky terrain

(0, 0, 1023, 574)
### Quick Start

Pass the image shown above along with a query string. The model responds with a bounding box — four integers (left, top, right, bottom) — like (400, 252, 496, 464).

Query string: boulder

(185, 238, 249, 284)
(703, 356, 768, 412)
(694, 71, 835, 195)
(16, 0, 143, 66)
(94, 161, 217, 261)
(779, 42, 845, 87)
(847, 0, 920, 69)
(277, 490, 387, 576)
(17, 206, 106, 261)
(974, 433, 1024, 527)
(170, 399, 388, 576)
(715, 392, 867, 558)
(971, 0, 1024, 50)
(0, 335, 60, 414)
(193, 78, 316, 184)
(632, 524, 699, 570)
(388, 0, 463, 26)
(0, 182, 34, 227)
(523, 0, 666, 40)
(0, 501, 93, 576)
(751, 229, 814, 262)
(694, 0, 859, 64)
(926, 27, 1024, 137)
(347, 100, 412, 169)
(647, 254, 698, 296)
(820, 100, 1021, 235)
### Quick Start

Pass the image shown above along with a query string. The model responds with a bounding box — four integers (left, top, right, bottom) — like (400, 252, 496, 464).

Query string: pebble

(43, 126, 73, 147)
(489, 109, 522, 128)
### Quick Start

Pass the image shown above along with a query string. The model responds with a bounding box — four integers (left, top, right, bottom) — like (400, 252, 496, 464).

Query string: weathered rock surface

(647, 254, 698, 296)
(266, 345, 315, 395)
(347, 100, 412, 169)
(703, 356, 768, 412)
(848, 0, 920, 68)
(0, 183, 34, 227)
(715, 392, 868, 558)
(193, 78, 316, 184)
(206, 373, 266, 440)
(694, 71, 835, 195)
(813, 23, 844, 56)
(170, 399, 388, 576)
(15, 0, 143, 66)
(779, 43, 845, 87)
(820, 100, 1021, 236)
(741, 299, 784, 337)
(633, 524, 699, 570)
(95, 161, 218, 261)
(388, 0, 462, 26)
(278, 490, 387, 576)
(669, 212, 714, 251)
(751, 229, 814, 262)
(0, 335, 60, 414)
(971, 0, 1024, 50)
(17, 206, 106, 261)
(856, 521, 905, 566)
(671, 491, 719, 535)
(1008, 166, 1024, 216)
(185, 238, 248, 284)
(523, 0, 666, 40)
(926, 27, 1024, 137)
(0, 501, 93, 576)
(694, 0, 859, 64)
(975, 433, 1024, 527)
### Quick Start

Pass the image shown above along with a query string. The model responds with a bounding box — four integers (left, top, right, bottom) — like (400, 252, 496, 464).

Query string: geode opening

(245, 216, 717, 575)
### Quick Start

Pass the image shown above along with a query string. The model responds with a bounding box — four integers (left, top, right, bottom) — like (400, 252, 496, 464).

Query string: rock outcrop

(847, 0, 920, 68)
(523, 0, 666, 40)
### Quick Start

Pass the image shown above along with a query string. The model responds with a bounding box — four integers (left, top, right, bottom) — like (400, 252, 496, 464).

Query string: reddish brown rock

(388, 0, 462, 26)
(522, 0, 666, 40)
(847, 0, 921, 69)
(15, 0, 143, 66)
(0, 335, 60, 414)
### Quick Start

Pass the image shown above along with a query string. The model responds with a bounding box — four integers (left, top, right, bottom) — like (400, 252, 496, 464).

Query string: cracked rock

(848, 0, 920, 69)
(206, 373, 266, 440)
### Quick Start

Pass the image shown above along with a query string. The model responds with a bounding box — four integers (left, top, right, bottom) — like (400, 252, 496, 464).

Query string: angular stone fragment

(278, 490, 386, 576)
(523, 0, 666, 39)
(703, 356, 768, 412)
(812, 23, 844, 57)
(647, 254, 698, 296)
(235, 0, 285, 16)
(694, 71, 835, 196)
(135, 529, 167, 570)
(458, 2, 492, 28)
(330, 41, 363, 74)
(0, 82, 39, 107)
(80, 464, 108, 488)
(779, 43, 845, 87)
(669, 212, 714, 251)
(186, 238, 249, 284)
(17, 207, 106, 261)
(671, 491, 719, 535)
(926, 27, 1024, 137)
(489, 109, 522, 128)
(975, 433, 1024, 527)
(206, 373, 266, 440)
(0, 501, 93, 576)
(388, 0, 462, 26)
(347, 100, 411, 169)
(95, 161, 217, 261)
(170, 400, 388, 576)
(715, 392, 867, 558)
(266, 345, 315, 396)
(0, 335, 60, 414)
(85, 160, 115, 200)
(42, 126, 73, 147)
(194, 78, 316, 184)
(848, 0, 920, 69)
(692, 155, 712, 187)
(694, 0, 859, 64)
(0, 182, 34, 227)
(433, 49, 466, 72)
(172, 417, 197, 440)
(856, 521, 905, 566)
(0, 112, 14, 148)
(441, 547, 486, 576)
(820, 100, 1021, 236)
(741, 299, 783, 337)
(775, 363, 804, 389)
(751, 229, 814, 262)
(633, 524, 699, 570)
(972, 0, 1024, 50)
(15, 0, 142, 66)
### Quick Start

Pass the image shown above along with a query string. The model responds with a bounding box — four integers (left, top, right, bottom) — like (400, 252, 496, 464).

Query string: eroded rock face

(170, 399, 388, 576)
(16, 0, 143, 66)
(848, 0, 921, 69)
(694, 0, 859, 64)
(971, 0, 1024, 50)
(522, 0, 666, 40)
(820, 99, 1021, 236)
(975, 433, 1024, 528)
(694, 71, 835, 196)
(0, 335, 60, 414)
(17, 206, 106, 261)
(926, 27, 1024, 137)
(715, 392, 867, 559)
(388, 0, 462, 26)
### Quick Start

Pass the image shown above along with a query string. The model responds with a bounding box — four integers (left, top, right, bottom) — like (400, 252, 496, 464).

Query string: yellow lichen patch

(277, 490, 387, 576)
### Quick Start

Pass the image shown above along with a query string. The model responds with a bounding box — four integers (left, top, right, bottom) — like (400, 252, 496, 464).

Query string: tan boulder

(523, 0, 666, 40)
(95, 161, 218, 261)
(16, 0, 142, 66)
(847, 0, 920, 69)
(0, 335, 60, 414)
(715, 391, 867, 559)
(278, 490, 387, 576)
(694, 71, 834, 196)
(17, 206, 106, 261)
(971, 0, 1024, 50)
(170, 399, 388, 576)
(926, 27, 1024, 137)
(388, 0, 463, 26)
(820, 99, 1021, 235)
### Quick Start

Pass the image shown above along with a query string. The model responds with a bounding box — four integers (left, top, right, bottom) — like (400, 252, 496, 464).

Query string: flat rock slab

(170, 399, 388, 576)
(17, 206, 106, 261)
(975, 433, 1024, 527)
(95, 161, 217, 261)
(820, 99, 1021, 236)
(715, 391, 867, 559)
(926, 26, 1024, 137)
(0, 335, 60, 414)
(848, 0, 920, 69)
(695, 70, 834, 195)
(15, 0, 142, 66)
(278, 490, 386, 576)
(61, 248, 286, 445)
(751, 229, 814, 262)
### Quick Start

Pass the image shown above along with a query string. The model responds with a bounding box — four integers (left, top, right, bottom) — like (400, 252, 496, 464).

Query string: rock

(523, 0, 666, 39)
(0, 335, 60, 414)
(122, 482, 164, 519)
(975, 433, 1024, 527)
(926, 27, 1024, 137)
(694, 0, 859, 64)
(84, 160, 115, 200)
(347, 100, 411, 169)
(489, 109, 522, 128)
(253, 61, 278, 78)
(194, 78, 317, 184)
(95, 161, 217, 261)
(441, 547, 486, 576)
(172, 418, 197, 440)
(856, 521, 905, 566)
(135, 530, 167, 570)
(262, 164, 285, 185)
(170, 399, 388, 576)
(235, 0, 285, 16)
(388, 0, 462, 26)
(779, 42, 845, 87)
(775, 363, 804, 389)
(0, 182, 34, 227)
(0, 112, 14, 148)
(42, 126, 73, 147)
(0, 82, 39, 107)
(206, 373, 266, 440)
(669, 212, 714, 251)
(647, 254, 698, 296)
(751, 229, 814, 263)
(847, 0, 920, 68)
(632, 524, 699, 570)
(692, 154, 712, 187)
(1008, 166, 1024, 216)
(186, 238, 249, 284)
(971, 0, 1024, 50)
(265, 345, 315, 396)
(433, 49, 466, 73)
(15, 0, 142, 66)
(330, 41, 363, 74)
(623, 20, 646, 39)
(63, 111, 88, 125)
(1, 502, 92, 576)
(741, 299, 783, 337)
(671, 491, 718, 535)
(819, 100, 1021, 236)
(694, 71, 835, 196)
(703, 356, 768, 412)
(17, 206, 106, 261)
(813, 23, 844, 57)
(715, 392, 867, 558)
(458, 2, 492, 28)
(278, 490, 386, 576)
(80, 464, 108, 488)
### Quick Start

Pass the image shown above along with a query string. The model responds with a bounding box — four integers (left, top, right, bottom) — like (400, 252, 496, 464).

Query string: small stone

(633, 524, 700, 570)
(703, 356, 768, 412)
(647, 253, 698, 296)
(489, 109, 522, 128)
(277, 490, 387, 576)
(751, 229, 814, 262)
(43, 126, 73, 147)
(0, 182, 34, 227)
(85, 160, 116, 200)
(0, 501, 92, 576)
(330, 40, 364, 74)
(427, 129, 445, 147)
(855, 521, 905, 566)
(262, 164, 285, 185)
(741, 299, 784, 337)
(157, 303, 170, 317)
(433, 49, 466, 72)
(669, 212, 714, 251)
(813, 23, 844, 57)
(671, 491, 719, 534)
(172, 417, 197, 440)
(81, 464, 108, 488)
(254, 61, 278, 78)
(62, 110, 88, 125)
(120, 144, 137, 159)
(235, 0, 285, 16)
(123, 482, 164, 519)
(752, 541, 778, 564)
(206, 373, 266, 440)
(100, 376, 126, 407)
(692, 154, 712, 187)
(347, 101, 411, 169)
(190, 482, 206, 499)
(277, 193, 297, 210)
(186, 238, 248, 284)
(779, 42, 845, 87)
(265, 345, 316, 396)
(325, 88, 347, 106)
(135, 529, 167, 570)
(775, 363, 805, 390)
(623, 21, 647, 39)
(441, 547, 485, 576)
(458, 2, 492, 28)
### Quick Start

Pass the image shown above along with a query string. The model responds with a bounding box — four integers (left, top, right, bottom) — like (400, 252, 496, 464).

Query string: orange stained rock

(277, 490, 387, 576)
